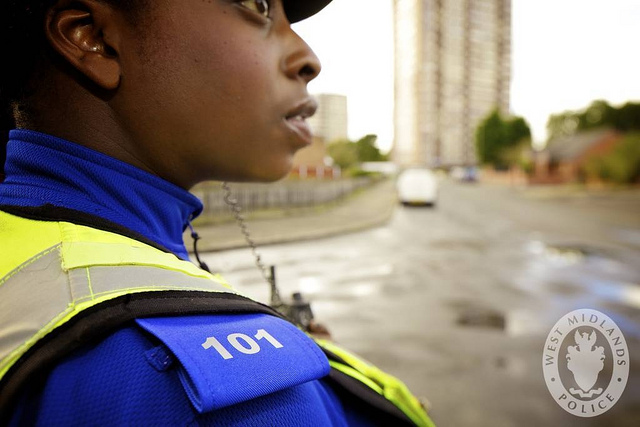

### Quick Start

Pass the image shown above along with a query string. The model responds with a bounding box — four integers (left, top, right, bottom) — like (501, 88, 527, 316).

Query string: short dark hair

(0, 0, 148, 180)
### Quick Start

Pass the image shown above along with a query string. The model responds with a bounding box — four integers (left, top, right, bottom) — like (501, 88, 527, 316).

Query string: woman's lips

(284, 115, 313, 145)
(284, 98, 318, 146)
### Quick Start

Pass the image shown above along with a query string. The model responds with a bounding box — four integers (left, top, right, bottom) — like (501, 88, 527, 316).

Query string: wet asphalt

(202, 180, 640, 427)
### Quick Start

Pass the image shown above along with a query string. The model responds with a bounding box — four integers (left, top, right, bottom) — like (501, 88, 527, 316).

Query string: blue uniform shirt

(2, 130, 374, 426)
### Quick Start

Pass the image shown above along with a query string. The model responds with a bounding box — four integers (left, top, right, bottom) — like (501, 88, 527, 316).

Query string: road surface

(203, 180, 640, 427)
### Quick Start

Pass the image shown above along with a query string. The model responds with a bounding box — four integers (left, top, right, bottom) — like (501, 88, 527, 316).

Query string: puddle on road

(332, 264, 395, 286)
(449, 300, 506, 330)
(523, 239, 640, 311)
(527, 240, 594, 265)
(549, 281, 583, 296)
(493, 355, 528, 377)
(296, 277, 387, 302)
(583, 279, 640, 311)
(450, 301, 564, 336)
(457, 309, 506, 330)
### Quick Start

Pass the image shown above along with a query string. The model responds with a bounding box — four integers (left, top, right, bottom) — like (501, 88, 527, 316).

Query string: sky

(293, 0, 640, 152)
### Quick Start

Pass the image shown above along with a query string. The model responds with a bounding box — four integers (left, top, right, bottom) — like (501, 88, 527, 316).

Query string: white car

(396, 168, 438, 206)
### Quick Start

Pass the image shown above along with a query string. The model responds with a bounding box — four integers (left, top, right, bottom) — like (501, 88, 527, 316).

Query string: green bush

(582, 133, 640, 184)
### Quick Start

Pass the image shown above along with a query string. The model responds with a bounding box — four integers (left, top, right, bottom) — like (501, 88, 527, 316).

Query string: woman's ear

(44, 0, 122, 90)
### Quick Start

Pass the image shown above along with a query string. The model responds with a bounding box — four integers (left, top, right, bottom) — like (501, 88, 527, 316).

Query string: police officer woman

(0, 1, 434, 425)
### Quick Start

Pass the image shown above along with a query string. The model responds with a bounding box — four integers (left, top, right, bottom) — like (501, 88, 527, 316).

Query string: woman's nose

(282, 31, 322, 84)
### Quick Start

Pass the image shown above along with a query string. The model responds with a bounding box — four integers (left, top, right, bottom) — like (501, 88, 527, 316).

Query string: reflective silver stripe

(0, 245, 68, 372)
(0, 246, 233, 376)
(66, 265, 232, 302)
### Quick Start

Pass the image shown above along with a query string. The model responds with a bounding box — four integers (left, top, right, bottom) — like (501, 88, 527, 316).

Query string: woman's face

(113, 0, 321, 188)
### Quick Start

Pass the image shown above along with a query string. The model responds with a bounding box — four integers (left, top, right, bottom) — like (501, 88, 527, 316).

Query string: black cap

(283, 0, 333, 23)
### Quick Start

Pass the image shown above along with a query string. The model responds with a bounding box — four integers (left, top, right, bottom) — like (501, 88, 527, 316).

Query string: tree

(326, 134, 388, 170)
(499, 141, 533, 173)
(476, 109, 506, 167)
(582, 100, 614, 130)
(475, 109, 531, 168)
(614, 102, 640, 132)
(326, 139, 358, 170)
(505, 117, 532, 147)
(546, 100, 640, 143)
(547, 112, 579, 141)
(355, 134, 388, 162)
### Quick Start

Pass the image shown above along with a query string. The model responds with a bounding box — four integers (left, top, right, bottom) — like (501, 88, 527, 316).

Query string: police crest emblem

(543, 309, 629, 417)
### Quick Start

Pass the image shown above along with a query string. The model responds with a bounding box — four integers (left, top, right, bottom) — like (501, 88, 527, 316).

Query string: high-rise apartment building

(308, 94, 348, 144)
(393, 0, 511, 167)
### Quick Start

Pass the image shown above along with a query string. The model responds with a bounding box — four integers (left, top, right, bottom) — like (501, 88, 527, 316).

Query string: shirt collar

(0, 129, 203, 260)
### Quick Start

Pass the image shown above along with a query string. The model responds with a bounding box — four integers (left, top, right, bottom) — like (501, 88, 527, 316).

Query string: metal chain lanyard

(216, 182, 316, 330)
(221, 182, 283, 308)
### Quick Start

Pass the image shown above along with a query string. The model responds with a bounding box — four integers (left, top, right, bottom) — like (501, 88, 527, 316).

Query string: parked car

(396, 168, 438, 206)
(462, 166, 479, 182)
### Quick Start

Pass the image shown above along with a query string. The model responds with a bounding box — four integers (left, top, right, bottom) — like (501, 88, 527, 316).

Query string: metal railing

(191, 177, 376, 219)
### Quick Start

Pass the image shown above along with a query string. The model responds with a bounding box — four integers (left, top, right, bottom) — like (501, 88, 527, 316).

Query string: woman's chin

(248, 168, 292, 183)
(221, 162, 294, 183)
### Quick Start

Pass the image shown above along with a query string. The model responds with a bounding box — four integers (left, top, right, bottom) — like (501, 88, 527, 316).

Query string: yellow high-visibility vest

(0, 209, 435, 426)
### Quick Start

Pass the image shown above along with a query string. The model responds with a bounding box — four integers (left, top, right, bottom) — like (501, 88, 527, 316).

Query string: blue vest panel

(136, 314, 330, 412)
